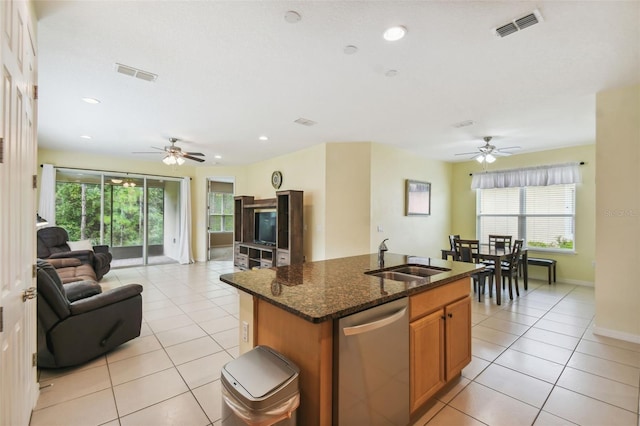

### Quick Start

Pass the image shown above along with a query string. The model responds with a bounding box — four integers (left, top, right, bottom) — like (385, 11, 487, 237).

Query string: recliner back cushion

(37, 227, 71, 257)
(36, 261, 71, 319)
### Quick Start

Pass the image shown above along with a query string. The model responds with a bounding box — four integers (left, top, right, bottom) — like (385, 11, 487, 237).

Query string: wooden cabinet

(276, 190, 303, 265)
(233, 191, 303, 269)
(409, 278, 471, 414)
(410, 309, 445, 412)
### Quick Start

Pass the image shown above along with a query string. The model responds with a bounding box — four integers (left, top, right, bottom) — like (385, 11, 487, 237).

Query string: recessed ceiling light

(82, 97, 101, 104)
(80, 135, 92, 140)
(214, 155, 222, 159)
(259, 135, 269, 141)
(343, 45, 358, 55)
(383, 26, 407, 41)
(385, 69, 399, 77)
(284, 11, 301, 23)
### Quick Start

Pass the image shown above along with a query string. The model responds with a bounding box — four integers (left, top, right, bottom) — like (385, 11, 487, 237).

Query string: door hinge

(0, 307, 3, 332)
(33, 174, 37, 189)
(32, 264, 37, 278)
(0, 137, 3, 164)
(32, 353, 37, 367)
(33, 85, 38, 100)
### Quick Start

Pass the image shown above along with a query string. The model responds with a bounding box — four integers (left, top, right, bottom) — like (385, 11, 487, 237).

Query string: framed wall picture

(405, 179, 431, 216)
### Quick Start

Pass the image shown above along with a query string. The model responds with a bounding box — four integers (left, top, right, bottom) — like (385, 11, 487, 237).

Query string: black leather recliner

(36, 260, 143, 369)
(37, 226, 113, 280)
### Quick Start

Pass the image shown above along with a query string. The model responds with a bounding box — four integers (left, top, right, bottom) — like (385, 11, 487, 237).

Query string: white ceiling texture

(34, 1, 640, 166)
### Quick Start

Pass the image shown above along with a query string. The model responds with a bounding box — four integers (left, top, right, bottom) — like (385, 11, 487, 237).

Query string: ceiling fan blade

(493, 151, 512, 157)
(498, 146, 521, 151)
(455, 151, 480, 156)
(184, 152, 205, 156)
(132, 151, 164, 154)
(183, 154, 205, 163)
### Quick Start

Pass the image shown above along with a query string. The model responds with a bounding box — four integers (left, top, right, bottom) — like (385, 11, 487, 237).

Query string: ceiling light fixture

(110, 178, 123, 184)
(123, 179, 137, 188)
(162, 153, 185, 166)
(476, 153, 496, 164)
(284, 11, 301, 23)
(82, 97, 101, 104)
(80, 135, 92, 140)
(383, 26, 407, 41)
(214, 155, 222, 159)
(385, 69, 399, 77)
(343, 45, 358, 55)
(259, 135, 269, 141)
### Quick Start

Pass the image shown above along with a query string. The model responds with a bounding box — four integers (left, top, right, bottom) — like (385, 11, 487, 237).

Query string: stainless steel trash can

(221, 345, 300, 426)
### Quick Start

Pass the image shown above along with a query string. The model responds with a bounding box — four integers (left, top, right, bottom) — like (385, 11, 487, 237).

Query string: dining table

(441, 245, 528, 305)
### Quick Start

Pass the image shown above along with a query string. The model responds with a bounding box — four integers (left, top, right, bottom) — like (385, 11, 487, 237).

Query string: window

(477, 184, 576, 252)
(209, 192, 234, 232)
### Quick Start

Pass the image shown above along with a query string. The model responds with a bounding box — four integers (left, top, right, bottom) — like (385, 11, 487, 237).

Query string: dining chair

(449, 234, 460, 251)
(454, 239, 494, 302)
(488, 235, 513, 251)
(499, 239, 524, 300)
(483, 234, 513, 268)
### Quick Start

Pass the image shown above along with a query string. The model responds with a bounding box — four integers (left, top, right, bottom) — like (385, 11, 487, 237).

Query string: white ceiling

(34, 1, 640, 166)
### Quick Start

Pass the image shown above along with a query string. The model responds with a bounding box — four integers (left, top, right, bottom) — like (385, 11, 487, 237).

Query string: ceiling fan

(455, 136, 520, 163)
(133, 138, 205, 165)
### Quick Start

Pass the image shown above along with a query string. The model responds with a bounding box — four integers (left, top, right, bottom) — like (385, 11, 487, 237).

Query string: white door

(0, 0, 39, 425)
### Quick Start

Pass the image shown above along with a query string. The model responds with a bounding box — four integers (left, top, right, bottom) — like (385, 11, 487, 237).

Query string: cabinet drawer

(260, 259, 273, 269)
(409, 278, 469, 321)
(236, 254, 249, 268)
(276, 250, 290, 266)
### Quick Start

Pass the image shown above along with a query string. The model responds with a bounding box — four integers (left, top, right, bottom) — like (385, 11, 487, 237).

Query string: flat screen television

(254, 211, 276, 246)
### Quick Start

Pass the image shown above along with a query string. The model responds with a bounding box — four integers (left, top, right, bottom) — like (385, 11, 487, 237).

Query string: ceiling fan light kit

(456, 136, 521, 164)
(134, 137, 206, 165)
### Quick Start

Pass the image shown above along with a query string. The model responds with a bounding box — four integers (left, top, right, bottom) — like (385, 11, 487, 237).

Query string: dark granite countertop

(220, 253, 482, 323)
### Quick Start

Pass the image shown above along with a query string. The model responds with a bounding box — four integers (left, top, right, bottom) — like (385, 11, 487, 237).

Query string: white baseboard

(557, 278, 594, 287)
(592, 325, 640, 344)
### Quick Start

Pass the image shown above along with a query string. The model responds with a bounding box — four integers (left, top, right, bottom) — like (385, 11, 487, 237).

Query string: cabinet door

(445, 296, 472, 379)
(410, 309, 445, 412)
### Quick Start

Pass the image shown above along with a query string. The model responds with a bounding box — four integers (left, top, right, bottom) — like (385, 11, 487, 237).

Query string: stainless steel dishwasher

(334, 297, 409, 425)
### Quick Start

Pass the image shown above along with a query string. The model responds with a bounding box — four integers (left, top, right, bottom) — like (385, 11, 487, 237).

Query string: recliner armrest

(70, 284, 143, 315)
(93, 245, 110, 254)
(65, 280, 102, 302)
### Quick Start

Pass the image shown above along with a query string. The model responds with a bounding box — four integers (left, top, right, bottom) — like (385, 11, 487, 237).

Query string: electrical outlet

(242, 321, 249, 342)
(377, 225, 384, 232)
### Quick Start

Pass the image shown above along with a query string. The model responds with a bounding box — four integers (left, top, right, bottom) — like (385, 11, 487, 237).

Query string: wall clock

(271, 171, 283, 189)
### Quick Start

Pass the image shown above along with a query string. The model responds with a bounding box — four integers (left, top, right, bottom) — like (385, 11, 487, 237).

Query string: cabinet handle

(448, 313, 453, 318)
(441, 315, 446, 320)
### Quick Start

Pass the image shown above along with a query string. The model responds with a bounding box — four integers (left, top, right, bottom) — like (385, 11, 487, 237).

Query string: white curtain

(38, 164, 56, 226)
(178, 177, 194, 264)
(471, 162, 582, 189)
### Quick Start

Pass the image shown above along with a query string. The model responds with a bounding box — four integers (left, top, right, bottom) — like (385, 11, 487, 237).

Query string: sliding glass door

(55, 169, 182, 267)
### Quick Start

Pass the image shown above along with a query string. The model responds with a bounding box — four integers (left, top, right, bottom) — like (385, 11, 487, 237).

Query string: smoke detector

(492, 9, 544, 38)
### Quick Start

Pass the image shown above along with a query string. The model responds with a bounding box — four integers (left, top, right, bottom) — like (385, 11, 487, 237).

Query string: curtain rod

(40, 164, 192, 180)
(469, 161, 585, 177)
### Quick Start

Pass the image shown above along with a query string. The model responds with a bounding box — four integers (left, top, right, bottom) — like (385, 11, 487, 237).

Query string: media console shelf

(234, 190, 303, 270)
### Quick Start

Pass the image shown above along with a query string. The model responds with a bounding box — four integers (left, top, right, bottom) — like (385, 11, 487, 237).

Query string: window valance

(471, 162, 582, 190)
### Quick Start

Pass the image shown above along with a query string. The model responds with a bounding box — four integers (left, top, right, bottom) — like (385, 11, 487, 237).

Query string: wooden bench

(526, 257, 557, 284)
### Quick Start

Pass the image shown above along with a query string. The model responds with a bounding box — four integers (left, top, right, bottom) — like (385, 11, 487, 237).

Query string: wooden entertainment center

(233, 190, 303, 270)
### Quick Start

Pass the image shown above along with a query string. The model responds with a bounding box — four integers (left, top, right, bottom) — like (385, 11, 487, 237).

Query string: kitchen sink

(365, 264, 451, 281)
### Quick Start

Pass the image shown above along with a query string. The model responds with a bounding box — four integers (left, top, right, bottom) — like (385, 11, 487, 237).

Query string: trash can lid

(222, 345, 300, 401)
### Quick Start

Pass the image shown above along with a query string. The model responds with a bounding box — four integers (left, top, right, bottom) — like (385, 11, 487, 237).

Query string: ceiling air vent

(493, 9, 543, 38)
(115, 63, 158, 82)
(294, 118, 317, 127)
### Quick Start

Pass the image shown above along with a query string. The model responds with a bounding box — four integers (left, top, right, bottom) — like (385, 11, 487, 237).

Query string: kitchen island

(220, 253, 482, 425)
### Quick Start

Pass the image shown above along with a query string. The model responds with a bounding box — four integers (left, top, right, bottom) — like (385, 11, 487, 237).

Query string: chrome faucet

(378, 239, 389, 267)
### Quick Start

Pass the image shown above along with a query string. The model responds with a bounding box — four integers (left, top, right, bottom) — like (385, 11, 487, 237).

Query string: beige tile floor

(30, 261, 640, 426)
